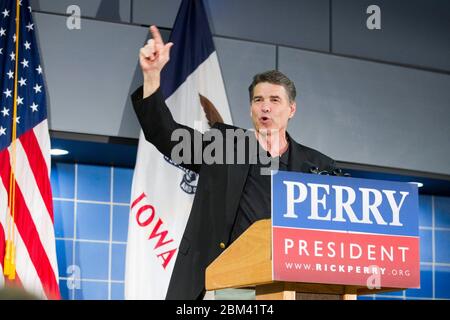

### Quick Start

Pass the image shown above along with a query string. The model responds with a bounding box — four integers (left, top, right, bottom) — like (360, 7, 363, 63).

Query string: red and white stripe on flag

(1, 0, 60, 299)
(0, 120, 60, 299)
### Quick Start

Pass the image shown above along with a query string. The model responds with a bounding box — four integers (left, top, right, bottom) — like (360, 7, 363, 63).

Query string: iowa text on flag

(0, 0, 60, 299)
(125, 0, 232, 299)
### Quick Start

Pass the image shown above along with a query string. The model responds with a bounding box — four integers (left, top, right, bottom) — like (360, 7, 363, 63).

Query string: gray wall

(278, 48, 450, 174)
(31, 0, 450, 175)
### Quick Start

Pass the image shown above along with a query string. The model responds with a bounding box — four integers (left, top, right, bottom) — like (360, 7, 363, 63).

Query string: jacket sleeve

(131, 86, 202, 173)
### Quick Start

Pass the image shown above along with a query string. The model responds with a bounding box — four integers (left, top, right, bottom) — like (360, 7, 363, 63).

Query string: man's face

(250, 82, 296, 134)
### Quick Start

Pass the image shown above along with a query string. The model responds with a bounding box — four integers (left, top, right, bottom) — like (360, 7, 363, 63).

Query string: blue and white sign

(272, 171, 419, 236)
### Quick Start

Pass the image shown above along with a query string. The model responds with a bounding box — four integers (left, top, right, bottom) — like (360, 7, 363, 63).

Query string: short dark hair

(248, 70, 297, 103)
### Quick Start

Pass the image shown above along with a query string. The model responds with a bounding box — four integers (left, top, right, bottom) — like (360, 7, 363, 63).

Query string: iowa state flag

(125, 0, 232, 299)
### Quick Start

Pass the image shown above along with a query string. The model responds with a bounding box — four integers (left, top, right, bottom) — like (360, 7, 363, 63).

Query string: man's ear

(289, 102, 297, 118)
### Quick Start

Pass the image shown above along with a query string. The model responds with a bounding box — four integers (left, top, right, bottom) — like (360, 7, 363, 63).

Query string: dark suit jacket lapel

(287, 133, 310, 173)
(221, 131, 259, 242)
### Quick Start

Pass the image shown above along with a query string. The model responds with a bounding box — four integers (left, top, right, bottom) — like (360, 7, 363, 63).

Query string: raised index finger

(150, 25, 164, 46)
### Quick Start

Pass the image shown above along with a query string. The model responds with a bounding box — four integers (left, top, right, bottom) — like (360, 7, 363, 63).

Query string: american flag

(0, 0, 60, 299)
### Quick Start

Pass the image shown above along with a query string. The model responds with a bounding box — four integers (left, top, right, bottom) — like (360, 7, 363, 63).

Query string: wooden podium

(205, 219, 400, 300)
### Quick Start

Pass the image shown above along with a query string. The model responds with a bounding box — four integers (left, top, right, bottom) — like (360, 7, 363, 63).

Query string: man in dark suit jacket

(132, 26, 337, 300)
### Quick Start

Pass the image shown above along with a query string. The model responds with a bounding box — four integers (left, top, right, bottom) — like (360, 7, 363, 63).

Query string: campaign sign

(271, 171, 420, 289)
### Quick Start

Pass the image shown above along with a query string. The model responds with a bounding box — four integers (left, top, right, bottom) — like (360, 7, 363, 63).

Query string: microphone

(332, 168, 342, 176)
(308, 166, 329, 175)
(309, 166, 351, 177)
(309, 166, 319, 174)
(331, 168, 351, 177)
